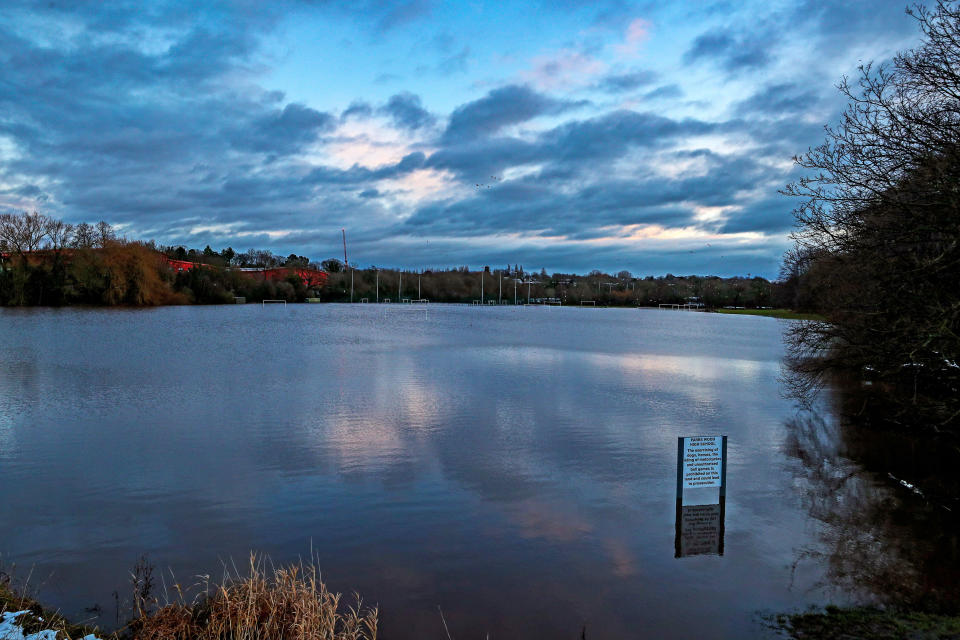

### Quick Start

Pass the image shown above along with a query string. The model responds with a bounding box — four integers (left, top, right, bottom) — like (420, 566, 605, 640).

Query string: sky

(0, 1, 923, 277)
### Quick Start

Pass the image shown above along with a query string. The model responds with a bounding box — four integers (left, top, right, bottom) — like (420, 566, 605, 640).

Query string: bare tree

(0, 210, 51, 255)
(782, 1, 960, 429)
(73, 222, 96, 248)
(95, 220, 116, 247)
(45, 218, 74, 252)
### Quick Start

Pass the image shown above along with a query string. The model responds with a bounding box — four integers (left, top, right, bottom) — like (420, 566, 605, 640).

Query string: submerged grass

(773, 606, 960, 639)
(713, 308, 826, 321)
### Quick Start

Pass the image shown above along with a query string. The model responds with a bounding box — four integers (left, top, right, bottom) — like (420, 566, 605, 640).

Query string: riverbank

(0, 581, 99, 640)
(0, 557, 376, 640)
(713, 308, 825, 321)
(773, 606, 960, 639)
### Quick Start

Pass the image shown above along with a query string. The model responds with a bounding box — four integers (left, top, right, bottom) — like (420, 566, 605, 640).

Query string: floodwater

(0, 305, 952, 638)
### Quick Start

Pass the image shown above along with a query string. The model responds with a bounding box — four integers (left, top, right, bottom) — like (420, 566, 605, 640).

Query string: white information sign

(681, 436, 723, 488)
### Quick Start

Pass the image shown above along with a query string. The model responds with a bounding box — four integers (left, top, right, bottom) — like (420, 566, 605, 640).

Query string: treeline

(316, 264, 776, 307)
(161, 244, 315, 269)
(0, 212, 322, 305)
(0, 210, 781, 308)
(779, 2, 960, 433)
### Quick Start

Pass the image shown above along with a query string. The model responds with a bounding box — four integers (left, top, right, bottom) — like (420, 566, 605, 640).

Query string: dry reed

(131, 554, 377, 640)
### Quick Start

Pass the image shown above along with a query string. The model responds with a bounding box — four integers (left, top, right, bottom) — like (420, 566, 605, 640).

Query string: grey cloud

(427, 109, 722, 184)
(236, 104, 337, 155)
(407, 146, 771, 238)
(437, 46, 470, 75)
(342, 101, 373, 120)
(720, 195, 795, 234)
(596, 70, 659, 93)
(426, 137, 547, 179)
(544, 110, 716, 162)
(734, 82, 821, 116)
(380, 92, 436, 130)
(788, 0, 916, 52)
(443, 85, 589, 142)
(302, 152, 427, 185)
(684, 28, 772, 71)
(374, 0, 434, 32)
(643, 84, 684, 101)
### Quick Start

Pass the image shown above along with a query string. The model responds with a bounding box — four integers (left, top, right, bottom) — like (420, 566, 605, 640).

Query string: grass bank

(713, 308, 826, 321)
(773, 606, 960, 639)
(0, 555, 377, 640)
(0, 579, 99, 639)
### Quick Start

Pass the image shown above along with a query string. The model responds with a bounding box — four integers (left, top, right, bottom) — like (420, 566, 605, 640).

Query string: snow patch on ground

(0, 611, 98, 640)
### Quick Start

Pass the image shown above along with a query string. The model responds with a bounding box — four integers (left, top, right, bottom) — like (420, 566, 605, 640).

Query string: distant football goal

(658, 303, 705, 311)
(262, 299, 287, 307)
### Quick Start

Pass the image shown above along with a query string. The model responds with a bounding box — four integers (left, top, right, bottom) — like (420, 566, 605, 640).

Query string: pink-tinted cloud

(615, 18, 651, 57)
(522, 48, 607, 90)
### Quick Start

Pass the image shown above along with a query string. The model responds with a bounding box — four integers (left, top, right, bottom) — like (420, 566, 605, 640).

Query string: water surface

(0, 305, 922, 637)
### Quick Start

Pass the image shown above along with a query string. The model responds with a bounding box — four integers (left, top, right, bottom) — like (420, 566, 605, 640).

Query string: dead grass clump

(132, 555, 377, 640)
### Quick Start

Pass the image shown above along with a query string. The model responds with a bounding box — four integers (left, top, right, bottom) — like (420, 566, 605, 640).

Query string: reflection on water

(675, 502, 724, 558)
(0, 305, 954, 637)
(785, 408, 960, 613)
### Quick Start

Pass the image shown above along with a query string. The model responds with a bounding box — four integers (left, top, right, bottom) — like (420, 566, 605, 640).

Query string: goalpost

(262, 299, 287, 307)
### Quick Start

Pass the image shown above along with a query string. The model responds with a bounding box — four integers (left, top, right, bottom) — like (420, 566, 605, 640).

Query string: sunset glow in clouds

(0, 1, 922, 275)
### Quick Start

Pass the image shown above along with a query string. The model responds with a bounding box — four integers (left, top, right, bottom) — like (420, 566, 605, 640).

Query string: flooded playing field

(0, 305, 950, 638)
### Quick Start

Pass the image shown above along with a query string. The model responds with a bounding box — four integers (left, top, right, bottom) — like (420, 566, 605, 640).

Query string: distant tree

(73, 222, 95, 248)
(0, 210, 49, 254)
(45, 218, 73, 260)
(283, 254, 309, 268)
(319, 258, 342, 272)
(95, 221, 115, 247)
(243, 249, 277, 268)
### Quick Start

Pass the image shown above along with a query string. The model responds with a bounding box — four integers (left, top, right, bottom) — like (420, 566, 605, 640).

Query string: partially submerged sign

(681, 436, 725, 489)
(674, 435, 728, 558)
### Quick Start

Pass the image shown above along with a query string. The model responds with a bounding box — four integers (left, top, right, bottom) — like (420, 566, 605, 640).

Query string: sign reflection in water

(675, 435, 727, 558)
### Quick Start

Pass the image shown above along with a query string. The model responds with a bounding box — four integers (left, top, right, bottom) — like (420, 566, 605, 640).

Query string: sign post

(675, 435, 727, 558)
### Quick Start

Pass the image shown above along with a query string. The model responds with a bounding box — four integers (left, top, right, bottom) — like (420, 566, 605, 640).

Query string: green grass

(772, 606, 960, 639)
(713, 308, 826, 321)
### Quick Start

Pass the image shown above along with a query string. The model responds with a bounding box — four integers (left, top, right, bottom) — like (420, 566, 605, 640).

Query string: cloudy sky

(0, 1, 922, 276)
